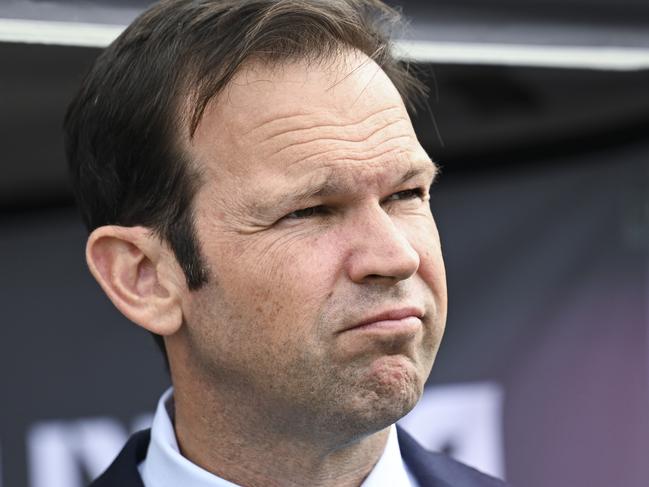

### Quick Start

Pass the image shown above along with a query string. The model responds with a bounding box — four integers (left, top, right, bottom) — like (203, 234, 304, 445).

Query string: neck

(170, 379, 390, 487)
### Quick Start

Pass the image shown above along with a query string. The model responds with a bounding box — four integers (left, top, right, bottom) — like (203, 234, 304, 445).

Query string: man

(65, 1, 508, 486)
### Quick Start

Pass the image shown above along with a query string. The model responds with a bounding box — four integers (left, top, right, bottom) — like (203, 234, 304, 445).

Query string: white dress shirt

(139, 388, 419, 487)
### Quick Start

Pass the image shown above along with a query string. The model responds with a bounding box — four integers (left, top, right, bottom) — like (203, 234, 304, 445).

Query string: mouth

(340, 307, 424, 335)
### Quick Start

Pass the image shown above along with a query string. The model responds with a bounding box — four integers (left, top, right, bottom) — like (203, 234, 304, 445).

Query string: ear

(86, 225, 185, 336)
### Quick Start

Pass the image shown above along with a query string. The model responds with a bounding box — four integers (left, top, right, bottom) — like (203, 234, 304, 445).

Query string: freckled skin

(168, 51, 448, 486)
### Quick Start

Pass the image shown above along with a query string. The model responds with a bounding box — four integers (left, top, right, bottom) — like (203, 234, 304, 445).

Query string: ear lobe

(86, 225, 184, 336)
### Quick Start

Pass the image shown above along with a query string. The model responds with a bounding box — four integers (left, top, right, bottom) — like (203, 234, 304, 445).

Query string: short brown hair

(64, 0, 426, 357)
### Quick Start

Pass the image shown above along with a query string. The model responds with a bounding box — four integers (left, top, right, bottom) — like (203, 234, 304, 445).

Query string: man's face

(181, 51, 447, 439)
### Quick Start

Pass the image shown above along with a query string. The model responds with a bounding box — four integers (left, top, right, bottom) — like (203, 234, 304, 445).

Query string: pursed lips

(339, 307, 424, 334)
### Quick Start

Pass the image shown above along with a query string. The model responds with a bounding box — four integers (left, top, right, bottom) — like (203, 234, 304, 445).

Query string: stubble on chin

(309, 298, 438, 437)
(302, 353, 425, 443)
(356, 355, 423, 420)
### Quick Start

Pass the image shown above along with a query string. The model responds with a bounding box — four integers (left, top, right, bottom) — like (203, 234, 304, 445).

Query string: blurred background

(1, 0, 648, 486)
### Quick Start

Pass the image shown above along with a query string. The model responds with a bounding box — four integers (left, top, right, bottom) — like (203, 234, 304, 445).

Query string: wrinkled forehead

(187, 50, 433, 217)
(191, 50, 409, 159)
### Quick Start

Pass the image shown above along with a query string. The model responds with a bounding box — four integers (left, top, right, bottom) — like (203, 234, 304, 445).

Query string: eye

(283, 205, 329, 220)
(385, 188, 425, 202)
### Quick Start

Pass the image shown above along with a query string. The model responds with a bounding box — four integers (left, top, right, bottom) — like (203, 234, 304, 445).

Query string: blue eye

(284, 205, 328, 219)
(386, 188, 424, 201)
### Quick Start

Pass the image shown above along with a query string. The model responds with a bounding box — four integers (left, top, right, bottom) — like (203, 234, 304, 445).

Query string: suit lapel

(397, 426, 453, 487)
(89, 429, 150, 487)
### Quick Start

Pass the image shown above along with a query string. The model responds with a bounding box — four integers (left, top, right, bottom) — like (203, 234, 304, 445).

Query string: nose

(345, 206, 420, 284)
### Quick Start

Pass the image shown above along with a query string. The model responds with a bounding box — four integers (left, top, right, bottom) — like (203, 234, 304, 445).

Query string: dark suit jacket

(90, 427, 508, 486)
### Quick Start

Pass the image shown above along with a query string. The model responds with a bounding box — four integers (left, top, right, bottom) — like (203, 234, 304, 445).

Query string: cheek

(213, 232, 345, 332)
(405, 217, 447, 294)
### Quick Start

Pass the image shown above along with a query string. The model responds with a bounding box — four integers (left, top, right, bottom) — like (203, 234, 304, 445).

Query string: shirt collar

(140, 387, 417, 487)
(361, 422, 418, 487)
(139, 388, 239, 487)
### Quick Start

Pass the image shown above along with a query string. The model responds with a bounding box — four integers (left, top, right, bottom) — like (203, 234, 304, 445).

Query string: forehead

(208, 52, 400, 129)
(189, 51, 427, 194)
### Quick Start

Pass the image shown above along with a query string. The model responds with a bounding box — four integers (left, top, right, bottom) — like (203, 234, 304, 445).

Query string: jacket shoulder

(397, 427, 509, 487)
(89, 429, 150, 487)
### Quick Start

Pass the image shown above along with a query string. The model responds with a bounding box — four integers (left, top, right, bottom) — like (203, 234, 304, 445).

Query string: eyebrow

(252, 160, 438, 214)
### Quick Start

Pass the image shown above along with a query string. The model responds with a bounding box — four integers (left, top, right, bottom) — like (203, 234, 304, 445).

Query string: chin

(342, 355, 425, 434)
